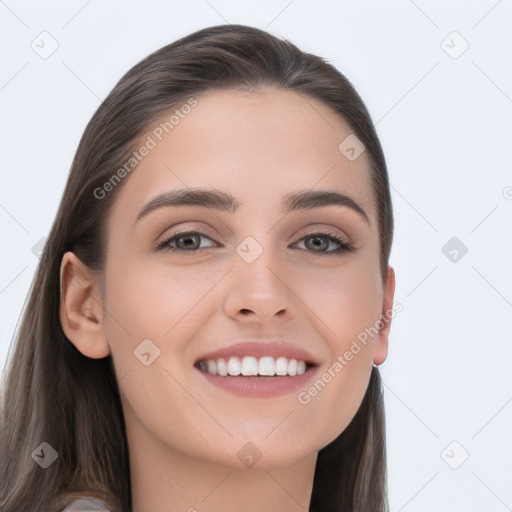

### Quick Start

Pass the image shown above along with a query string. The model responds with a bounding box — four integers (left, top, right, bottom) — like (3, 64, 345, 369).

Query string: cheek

(103, 254, 215, 337)
(291, 254, 382, 437)
(101, 253, 225, 378)
(298, 254, 383, 349)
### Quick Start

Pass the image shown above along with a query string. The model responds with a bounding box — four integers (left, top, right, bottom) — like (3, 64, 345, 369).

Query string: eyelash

(155, 230, 355, 255)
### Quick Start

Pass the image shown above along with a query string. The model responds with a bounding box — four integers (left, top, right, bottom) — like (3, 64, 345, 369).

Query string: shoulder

(60, 497, 112, 511)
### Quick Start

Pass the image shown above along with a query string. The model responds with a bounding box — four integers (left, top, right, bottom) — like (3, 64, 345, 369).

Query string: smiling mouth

(194, 355, 316, 378)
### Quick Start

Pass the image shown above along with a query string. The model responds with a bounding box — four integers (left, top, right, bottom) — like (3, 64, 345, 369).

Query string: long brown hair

(0, 24, 393, 512)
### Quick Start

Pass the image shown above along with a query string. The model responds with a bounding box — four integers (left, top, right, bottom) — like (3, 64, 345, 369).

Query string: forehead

(109, 88, 376, 224)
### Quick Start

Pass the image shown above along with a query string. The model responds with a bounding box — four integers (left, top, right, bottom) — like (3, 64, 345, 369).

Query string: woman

(0, 24, 396, 512)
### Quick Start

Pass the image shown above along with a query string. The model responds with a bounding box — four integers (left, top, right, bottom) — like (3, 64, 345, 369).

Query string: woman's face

(99, 89, 394, 469)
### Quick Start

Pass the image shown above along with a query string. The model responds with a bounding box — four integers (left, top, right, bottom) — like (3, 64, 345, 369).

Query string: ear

(373, 265, 396, 366)
(59, 251, 111, 359)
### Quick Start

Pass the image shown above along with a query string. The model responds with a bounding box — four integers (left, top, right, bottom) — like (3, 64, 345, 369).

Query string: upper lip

(195, 340, 321, 366)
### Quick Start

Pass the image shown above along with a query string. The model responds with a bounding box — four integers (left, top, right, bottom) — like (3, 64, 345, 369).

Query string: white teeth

(207, 360, 217, 374)
(241, 356, 258, 376)
(258, 356, 275, 376)
(227, 356, 241, 376)
(275, 357, 288, 375)
(288, 358, 297, 376)
(217, 358, 228, 376)
(198, 356, 309, 377)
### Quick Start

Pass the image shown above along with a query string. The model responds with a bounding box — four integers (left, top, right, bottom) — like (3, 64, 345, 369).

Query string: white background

(1, 1, 511, 510)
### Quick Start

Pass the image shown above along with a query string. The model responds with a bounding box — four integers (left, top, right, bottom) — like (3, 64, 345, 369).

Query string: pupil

(180, 235, 198, 249)
(308, 236, 326, 251)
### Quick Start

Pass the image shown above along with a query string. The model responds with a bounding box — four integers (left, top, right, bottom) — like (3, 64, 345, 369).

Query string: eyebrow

(135, 188, 369, 224)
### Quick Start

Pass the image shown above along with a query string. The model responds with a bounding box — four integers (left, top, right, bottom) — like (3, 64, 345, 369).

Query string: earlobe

(373, 265, 396, 366)
(59, 252, 111, 359)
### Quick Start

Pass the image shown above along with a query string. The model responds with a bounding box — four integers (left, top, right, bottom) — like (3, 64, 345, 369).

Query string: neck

(124, 404, 317, 512)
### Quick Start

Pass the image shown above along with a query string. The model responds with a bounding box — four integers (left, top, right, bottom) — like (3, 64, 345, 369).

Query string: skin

(60, 89, 395, 512)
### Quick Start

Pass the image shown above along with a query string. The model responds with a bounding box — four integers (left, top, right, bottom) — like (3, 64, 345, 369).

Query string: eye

(291, 231, 355, 255)
(156, 231, 217, 252)
(156, 229, 354, 255)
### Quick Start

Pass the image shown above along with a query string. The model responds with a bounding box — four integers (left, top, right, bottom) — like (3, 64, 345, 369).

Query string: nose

(222, 249, 297, 324)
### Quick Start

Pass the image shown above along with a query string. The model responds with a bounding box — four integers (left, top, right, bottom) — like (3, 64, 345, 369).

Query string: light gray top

(60, 497, 112, 511)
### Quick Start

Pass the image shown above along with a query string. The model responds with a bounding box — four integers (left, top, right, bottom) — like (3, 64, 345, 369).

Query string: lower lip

(194, 365, 320, 398)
